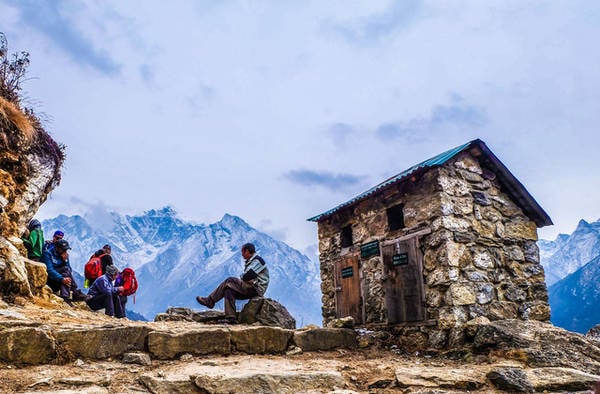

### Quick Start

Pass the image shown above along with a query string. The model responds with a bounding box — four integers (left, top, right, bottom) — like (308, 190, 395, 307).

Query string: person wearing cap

(41, 238, 87, 304)
(43, 230, 64, 253)
(22, 219, 45, 261)
(86, 264, 125, 318)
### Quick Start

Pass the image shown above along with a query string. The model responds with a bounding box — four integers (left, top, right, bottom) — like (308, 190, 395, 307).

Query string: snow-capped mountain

(548, 254, 600, 333)
(539, 219, 600, 285)
(41, 207, 322, 325)
(538, 218, 600, 333)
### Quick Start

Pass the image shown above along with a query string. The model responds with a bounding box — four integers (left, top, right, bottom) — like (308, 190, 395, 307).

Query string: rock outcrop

(0, 95, 64, 298)
(156, 298, 297, 330)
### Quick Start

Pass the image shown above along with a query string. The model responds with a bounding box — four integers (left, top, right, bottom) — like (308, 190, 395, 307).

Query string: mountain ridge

(539, 217, 600, 333)
(41, 207, 322, 325)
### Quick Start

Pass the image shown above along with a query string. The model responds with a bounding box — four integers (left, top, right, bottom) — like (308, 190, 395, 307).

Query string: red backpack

(117, 268, 138, 298)
(84, 253, 106, 280)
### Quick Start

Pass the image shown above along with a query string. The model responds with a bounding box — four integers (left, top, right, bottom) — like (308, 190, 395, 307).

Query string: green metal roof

(307, 139, 552, 227)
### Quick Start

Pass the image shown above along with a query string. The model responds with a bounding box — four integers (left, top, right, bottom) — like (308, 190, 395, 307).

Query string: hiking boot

(72, 290, 89, 302)
(196, 296, 214, 309)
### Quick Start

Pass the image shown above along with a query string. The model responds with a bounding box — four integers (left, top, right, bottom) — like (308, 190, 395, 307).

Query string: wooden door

(334, 255, 362, 323)
(382, 237, 425, 323)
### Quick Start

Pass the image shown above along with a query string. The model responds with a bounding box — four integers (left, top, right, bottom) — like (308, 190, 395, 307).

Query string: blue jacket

(88, 274, 119, 297)
(41, 248, 71, 283)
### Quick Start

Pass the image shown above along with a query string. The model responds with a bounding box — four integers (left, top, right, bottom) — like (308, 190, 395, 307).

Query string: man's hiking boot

(72, 290, 90, 302)
(196, 296, 214, 309)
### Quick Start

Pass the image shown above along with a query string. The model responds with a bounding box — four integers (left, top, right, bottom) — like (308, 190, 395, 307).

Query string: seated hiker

(22, 219, 44, 261)
(86, 264, 125, 318)
(89, 244, 112, 260)
(41, 239, 87, 304)
(84, 246, 115, 288)
(114, 267, 138, 319)
(196, 242, 269, 324)
(43, 230, 64, 253)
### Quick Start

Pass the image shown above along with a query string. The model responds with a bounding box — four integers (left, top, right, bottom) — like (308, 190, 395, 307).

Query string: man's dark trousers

(207, 277, 258, 318)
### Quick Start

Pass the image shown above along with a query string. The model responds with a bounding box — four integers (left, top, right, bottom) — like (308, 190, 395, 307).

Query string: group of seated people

(36, 225, 128, 318)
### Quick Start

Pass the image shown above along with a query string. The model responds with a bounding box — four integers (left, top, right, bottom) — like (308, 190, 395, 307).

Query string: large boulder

(587, 324, 600, 342)
(239, 298, 296, 329)
(473, 319, 600, 374)
(0, 236, 32, 296)
(24, 258, 47, 292)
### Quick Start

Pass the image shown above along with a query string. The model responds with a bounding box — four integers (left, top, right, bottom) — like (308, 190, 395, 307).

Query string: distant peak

(556, 233, 569, 241)
(145, 206, 177, 217)
(220, 213, 249, 227)
(575, 219, 591, 230)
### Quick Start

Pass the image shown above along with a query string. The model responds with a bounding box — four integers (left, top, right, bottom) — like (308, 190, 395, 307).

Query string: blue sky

(2, 1, 599, 258)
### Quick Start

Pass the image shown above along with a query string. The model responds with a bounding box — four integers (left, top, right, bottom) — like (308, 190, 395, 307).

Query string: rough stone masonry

(316, 150, 549, 350)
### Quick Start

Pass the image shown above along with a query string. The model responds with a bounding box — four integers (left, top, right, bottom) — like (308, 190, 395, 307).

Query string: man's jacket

(241, 253, 269, 296)
(41, 248, 71, 283)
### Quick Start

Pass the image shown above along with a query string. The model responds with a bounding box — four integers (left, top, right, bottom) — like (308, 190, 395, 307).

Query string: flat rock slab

(395, 365, 487, 390)
(54, 325, 149, 359)
(512, 367, 599, 392)
(293, 328, 357, 351)
(140, 357, 346, 394)
(147, 327, 231, 359)
(230, 326, 293, 354)
(155, 308, 225, 323)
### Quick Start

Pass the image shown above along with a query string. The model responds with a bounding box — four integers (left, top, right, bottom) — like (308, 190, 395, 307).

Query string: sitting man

(43, 230, 64, 253)
(86, 264, 125, 318)
(22, 219, 44, 261)
(196, 242, 269, 324)
(41, 239, 87, 304)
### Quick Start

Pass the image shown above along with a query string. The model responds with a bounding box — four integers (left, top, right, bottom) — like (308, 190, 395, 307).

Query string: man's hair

(105, 264, 119, 278)
(242, 243, 255, 254)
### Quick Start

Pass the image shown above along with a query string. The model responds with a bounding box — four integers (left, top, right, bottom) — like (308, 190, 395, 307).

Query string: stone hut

(308, 139, 552, 348)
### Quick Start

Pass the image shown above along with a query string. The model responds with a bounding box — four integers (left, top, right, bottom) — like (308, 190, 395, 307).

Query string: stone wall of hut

(317, 152, 549, 348)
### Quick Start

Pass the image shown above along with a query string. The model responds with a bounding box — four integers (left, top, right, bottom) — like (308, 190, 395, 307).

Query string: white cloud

(5, 0, 600, 249)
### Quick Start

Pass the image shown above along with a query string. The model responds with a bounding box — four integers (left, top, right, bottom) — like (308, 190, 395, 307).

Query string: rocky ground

(1, 298, 600, 393)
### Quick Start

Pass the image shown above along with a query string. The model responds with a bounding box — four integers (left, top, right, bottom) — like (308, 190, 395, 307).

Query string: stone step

(0, 322, 357, 365)
(139, 358, 346, 394)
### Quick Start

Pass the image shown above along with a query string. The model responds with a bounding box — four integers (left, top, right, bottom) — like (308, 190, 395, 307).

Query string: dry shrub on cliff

(0, 95, 35, 141)
(0, 32, 29, 105)
(0, 32, 65, 183)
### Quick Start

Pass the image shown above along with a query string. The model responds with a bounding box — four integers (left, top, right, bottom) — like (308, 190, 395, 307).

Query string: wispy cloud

(7, 0, 121, 76)
(186, 83, 216, 113)
(258, 219, 289, 242)
(327, 122, 356, 148)
(327, 0, 421, 44)
(284, 169, 365, 192)
(376, 96, 487, 141)
(139, 64, 155, 84)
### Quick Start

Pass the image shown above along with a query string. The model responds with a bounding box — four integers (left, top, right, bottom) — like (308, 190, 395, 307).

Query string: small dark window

(387, 204, 405, 231)
(340, 225, 353, 247)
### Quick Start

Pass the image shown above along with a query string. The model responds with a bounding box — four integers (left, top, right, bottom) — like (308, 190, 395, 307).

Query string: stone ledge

(147, 327, 231, 359)
(0, 320, 358, 364)
(54, 325, 149, 360)
(293, 328, 357, 351)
